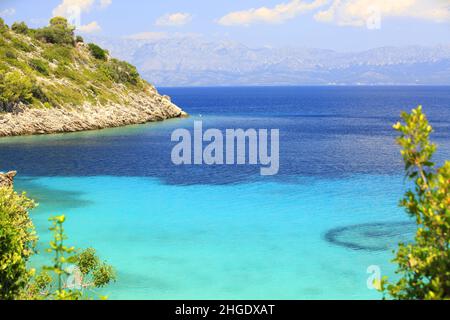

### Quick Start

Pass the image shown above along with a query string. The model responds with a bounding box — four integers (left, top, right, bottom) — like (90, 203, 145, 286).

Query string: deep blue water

(1, 86, 449, 183)
(1, 86, 449, 299)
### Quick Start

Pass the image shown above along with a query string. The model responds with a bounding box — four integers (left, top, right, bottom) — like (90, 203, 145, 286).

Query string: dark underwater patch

(324, 221, 416, 252)
(14, 177, 93, 209)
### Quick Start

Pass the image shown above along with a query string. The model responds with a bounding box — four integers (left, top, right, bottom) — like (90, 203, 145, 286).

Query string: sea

(1, 86, 449, 299)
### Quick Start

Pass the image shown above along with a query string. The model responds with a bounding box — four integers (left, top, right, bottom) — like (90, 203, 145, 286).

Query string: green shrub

(46, 83, 84, 106)
(76, 248, 116, 288)
(42, 46, 73, 63)
(31, 216, 116, 300)
(0, 71, 34, 110)
(1, 29, 11, 39)
(11, 213, 116, 300)
(54, 64, 82, 84)
(0, 62, 8, 75)
(31, 84, 49, 103)
(102, 58, 140, 85)
(0, 188, 37, 300)
(49, 16, 68, 27)
(11, 37, 32, 52)
(381, 106, 450, 300)
(88, 43, 108, 60)
(2, 56, 30, 72)
(34, 17, 74, 46)
(0, 17, 7, 32)
(28, 59, 49, 75)
(75, 35, 84, 43)
(35, 27, 73, 46)
(11, 22, 29, 35)
(4, 50, 17, 59)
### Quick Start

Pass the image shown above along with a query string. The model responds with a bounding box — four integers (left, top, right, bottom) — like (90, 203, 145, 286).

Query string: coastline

(0, 91, 187, 137)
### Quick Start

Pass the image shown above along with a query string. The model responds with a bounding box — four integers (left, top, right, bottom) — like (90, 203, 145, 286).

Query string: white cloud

(53, 0, 96, 17)
(217, 0, 449, 27)
(217, 0, 327, 26)
(77, 21, 101, 33)
(52, 0, 111, 19)
(99, 0, 112, 9)
(314, 0, 450, 27)
(155, 12, 193, 27)
(52, 0, 111, 33)
(0, 8, 16, 17)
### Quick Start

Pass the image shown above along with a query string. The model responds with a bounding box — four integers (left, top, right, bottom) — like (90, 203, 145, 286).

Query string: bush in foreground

(381, 106, 450, 299)
(23, 215, 116, 300)
(0, 188, 36, 300)
(0, 186, 115, 300)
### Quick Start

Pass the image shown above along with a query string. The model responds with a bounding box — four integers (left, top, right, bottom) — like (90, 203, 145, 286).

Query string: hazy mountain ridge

(87, 35, 450, 86)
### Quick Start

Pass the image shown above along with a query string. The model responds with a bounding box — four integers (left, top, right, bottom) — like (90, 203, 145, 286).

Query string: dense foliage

(34, 17, 75, 46)
(11, 22, 29, 35)
(88, 43, 108, 60)
(102, 58, 140, 85)
(381, 106, 450, 299)
(28, 58, 50, 76)
(23, 215, 116, 300)
(75, 35, 84, 43)
(0, 187, 115, 300)
(0, 188, 36, 300)
(0, 71, 33, 111)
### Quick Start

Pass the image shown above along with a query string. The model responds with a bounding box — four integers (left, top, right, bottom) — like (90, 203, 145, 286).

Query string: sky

(1, 0, 449, 51)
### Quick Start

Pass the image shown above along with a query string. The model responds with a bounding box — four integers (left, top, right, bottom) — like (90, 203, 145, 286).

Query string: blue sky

(1, 0, 449, 51)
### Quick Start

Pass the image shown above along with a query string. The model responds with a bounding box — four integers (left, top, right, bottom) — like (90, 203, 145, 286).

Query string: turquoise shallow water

(16, 174, 408, 300)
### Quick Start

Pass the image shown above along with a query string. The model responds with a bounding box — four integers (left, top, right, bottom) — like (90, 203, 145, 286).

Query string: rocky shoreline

(0, 171, 16, 188)
(0, 92, 187, 137)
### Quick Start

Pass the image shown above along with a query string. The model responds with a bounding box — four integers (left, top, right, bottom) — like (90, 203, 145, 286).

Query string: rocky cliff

(0, 90, 186, 136)
(0, 171, 16, 188)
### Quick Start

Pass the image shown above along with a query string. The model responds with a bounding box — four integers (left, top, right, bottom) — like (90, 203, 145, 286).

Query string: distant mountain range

(87, 35, 450, 86)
